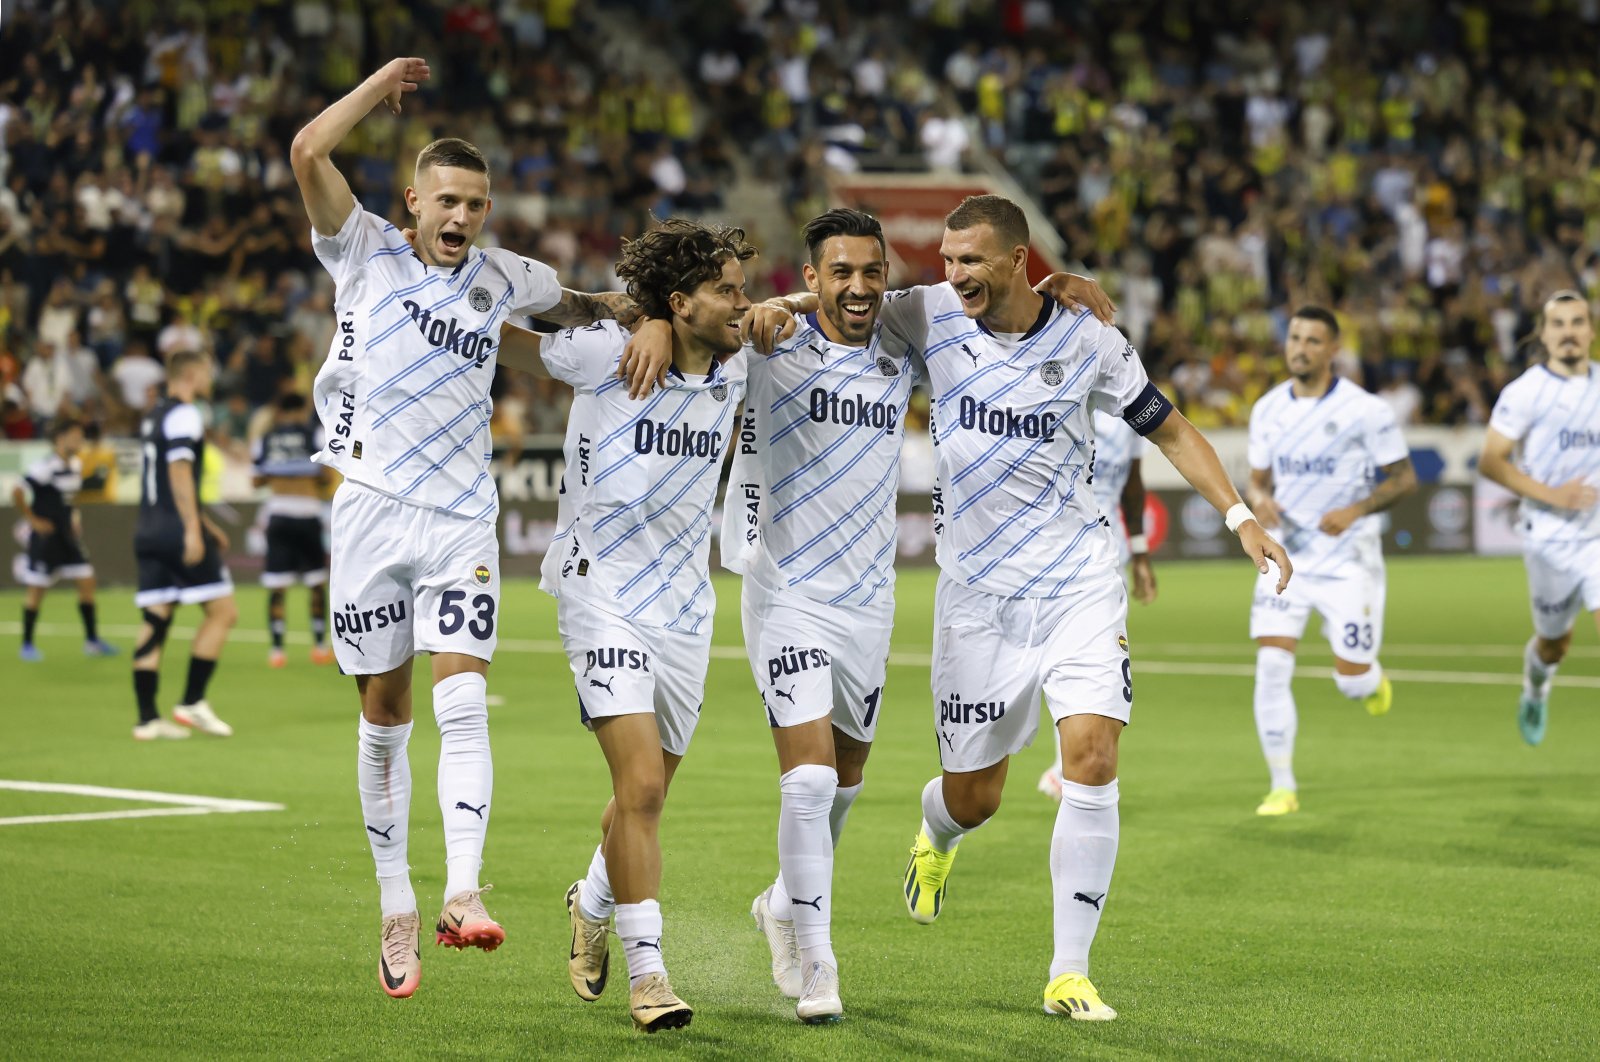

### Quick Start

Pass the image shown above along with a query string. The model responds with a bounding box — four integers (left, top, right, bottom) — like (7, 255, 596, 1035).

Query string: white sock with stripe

(617, 900, 667, 984)
(1049, 778, 1119, 979)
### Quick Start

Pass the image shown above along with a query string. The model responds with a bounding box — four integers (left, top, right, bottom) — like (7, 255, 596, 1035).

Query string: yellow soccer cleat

(1043, 972, 1117, 1021)
(903, 831, 958, 924)
(1363, 676, 1392, 717)
(1255, 788, 1300, 816)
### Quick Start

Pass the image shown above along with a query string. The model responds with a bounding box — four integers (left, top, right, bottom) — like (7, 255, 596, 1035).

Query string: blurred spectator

(110, 340, 165, 417)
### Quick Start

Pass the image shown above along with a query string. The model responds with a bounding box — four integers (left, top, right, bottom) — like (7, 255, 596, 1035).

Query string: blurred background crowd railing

(3, 0, 1598, 490)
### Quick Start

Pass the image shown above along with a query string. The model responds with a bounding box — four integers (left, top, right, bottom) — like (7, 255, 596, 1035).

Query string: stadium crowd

(3, 0, 1600, 450)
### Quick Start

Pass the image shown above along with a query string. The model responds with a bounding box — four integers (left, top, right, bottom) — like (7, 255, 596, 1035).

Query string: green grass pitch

(2, 556, 1597, 1060)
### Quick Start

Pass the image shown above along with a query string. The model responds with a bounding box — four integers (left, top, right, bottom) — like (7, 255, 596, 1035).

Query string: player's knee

(209, 597, 239, 628)
(779, 763, 838, 808)
(1255, 646, 1296, 698)
(135, 608, 173, 659)
(1537, 634, 1570, 664)
(616, 775, 667, 819)
(946, 780, 1003, 827)
(1332, 665, 1381, 700)
(1062, 744, 1118, 787)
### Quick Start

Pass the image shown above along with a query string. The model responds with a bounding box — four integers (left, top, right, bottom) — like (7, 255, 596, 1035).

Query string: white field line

(0, 779, 285, 829)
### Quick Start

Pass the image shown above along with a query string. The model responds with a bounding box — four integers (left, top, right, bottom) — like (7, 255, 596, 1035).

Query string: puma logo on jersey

(401, 300, 495, 366)
(961, 343, 980, 367)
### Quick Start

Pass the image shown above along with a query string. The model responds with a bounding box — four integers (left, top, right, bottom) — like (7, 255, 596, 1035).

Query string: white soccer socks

(1524, 637, 1559, 701)
(357, 717, 416, 917)
(1049, 778, 1119, 980)
(920, 776, 969, 852)
(1254, 646, 1298, 792)
(829, 780, 863, 846)
(433, 672, 492, 900)
(1333, 663, 1383, 701)
(617, 899, 667, 985)
(579, 843, 616, 923)
(777, 764, 839, 970)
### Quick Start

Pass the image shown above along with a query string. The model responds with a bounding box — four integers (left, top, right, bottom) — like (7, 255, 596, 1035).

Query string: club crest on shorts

(468, 286, 493, 313)
(877, 354, 899, 376)
(1117, 632, 1129, 653)
(473, 564, 491, 585)
(1040, 360, 1065, 386)
(710, 383, 728, 402)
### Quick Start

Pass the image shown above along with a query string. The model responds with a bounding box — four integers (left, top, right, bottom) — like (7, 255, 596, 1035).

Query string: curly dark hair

(615, 219, 757, 320)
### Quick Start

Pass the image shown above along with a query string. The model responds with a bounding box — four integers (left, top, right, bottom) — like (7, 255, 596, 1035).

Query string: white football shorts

(1525, 537, 1600, 639)
(327, 481, 501, 675)
(558, 590, 710, 757)
(930, 571, 1132, 774)
(1249, 554, 1386, 664)
(741, 572, 893, 744)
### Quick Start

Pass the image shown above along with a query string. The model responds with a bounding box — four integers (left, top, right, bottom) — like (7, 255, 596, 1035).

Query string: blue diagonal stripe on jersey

(661, 576, 711, 633)
(946, 311, 1091, 405)
(596, 387, 683, 452)
(770, 398, 905, 522)
(835, 534, 898, 607)
(399, 413, 489, 496)
(933, 309, 967, 322)
(1270, 393, 1372, 513)
(778, 458, 897, 567)
(1528, 374, 1600, 478)
(948, 354, 1096, 491)
(792, 471, 898, 580)
(367, 246, 482, 315)
(616, 511, 709, 597)
(767, 321, 820, 362)
(957, 445, 1081, 552)
(624, 521, 712, 622)
(1042, 547, 1101, 598)
(923, 327, 982, 362)
(371, 283, 514, 429)
(993, 514, 1100, 591)
(770, 374, 905, 496)
(770, 350, 888, 446)
(366, 244, 416, 261)
(592, 391, 704, 487)
(366, 255, 491, 370)
(384, 402, 484, 473)
(368, 264, 504, 408)
(594, 444, 721, 539)
(770, 337, 849, 411)
(446, 470, 490, 512)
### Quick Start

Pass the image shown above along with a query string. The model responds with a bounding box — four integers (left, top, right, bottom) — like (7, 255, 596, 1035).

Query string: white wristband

(1126, 533, 1149, 554)
(1224, 503, 1255, 534)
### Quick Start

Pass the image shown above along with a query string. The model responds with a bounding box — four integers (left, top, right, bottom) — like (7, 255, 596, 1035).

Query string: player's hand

(375, 58, 429, 115)
(1130, 554, 1158, 604)
(1035, 272, 1117, 325)
(1548, 478, 1600, 511)
(618, 319, 672, 399)
(1239, 521, 1292, 593)
(207, 523, 230, 551)
(28, 516, 55, 536)
(1318, 505, 1360, 536)
(739, 302, 797, 355)
(182, 526, 205, 567)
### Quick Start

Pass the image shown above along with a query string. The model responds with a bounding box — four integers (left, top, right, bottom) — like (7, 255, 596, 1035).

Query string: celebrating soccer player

(252, 393, 334, 669)
(290, 57, 663, 1001)
(527, 220, 751, 1032)
(753, 194, 1290, 1021)
(13, 418, 117, 661)
(130, 351, 239, 741)
(1479, 291, 1600, 744)
(1243, 307, 1417, 815)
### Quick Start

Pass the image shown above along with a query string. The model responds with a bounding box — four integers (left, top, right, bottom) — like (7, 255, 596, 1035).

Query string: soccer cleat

(174, 701, 233, 737)
(1363, 676, 1392, 716)
(566, 880, 611, 1000)
(132, 718, 190, 741)
(751, 886, 802, 998)
(1037, 767, 1063, 802)
(1518, 693, 1548, 746)
(310, 645, 335, 666)
(903, 830, 958, 924)
(630, 972, 693, 1033)
(1256, 788, 1300, 816)
(1043, 972, 1117, 1021)
(83, 639, 118, 657)
(19, 644, 42, 662)
(378, 911, 422, 998)
(436, 885, 505, 951)
(268, 648, 287, 669)
(795, 960, 843, 1024)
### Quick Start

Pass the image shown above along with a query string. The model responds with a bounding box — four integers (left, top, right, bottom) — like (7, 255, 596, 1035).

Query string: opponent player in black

(130, 350, 239, 740)
(13, 418, 117, 661)
(253, 392, 335, 668)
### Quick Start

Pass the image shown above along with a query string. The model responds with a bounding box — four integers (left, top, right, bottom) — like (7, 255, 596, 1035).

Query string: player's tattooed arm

(533, 289, 647, 331)
(1245, 468, 1283, 529)
(1319, 457, 1418, 535)
(1480, 428, 1600, 510)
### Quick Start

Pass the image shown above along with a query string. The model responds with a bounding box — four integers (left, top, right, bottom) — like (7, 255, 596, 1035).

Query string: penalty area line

(0, 780, 285, 828)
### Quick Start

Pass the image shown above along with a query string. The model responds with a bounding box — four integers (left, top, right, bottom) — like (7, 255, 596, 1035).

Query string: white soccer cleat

(751, 886, 803, 998)
(132, 718, 190, 741)
(173, 700, 233, 737)
(1037, 767, 1063, 802)
(796, 960, 843, 1024)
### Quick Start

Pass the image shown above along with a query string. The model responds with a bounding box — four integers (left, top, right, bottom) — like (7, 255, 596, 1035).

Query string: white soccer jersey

(1247, 377, 1409, 574)
(1488, 362, 1600, 546)
(879, 283, 1165, 598)
(308, 205, 561, 522)
(1089, 408, 1145, 524)
(539, 322, 746, 634)
(721, 315, 919, 610)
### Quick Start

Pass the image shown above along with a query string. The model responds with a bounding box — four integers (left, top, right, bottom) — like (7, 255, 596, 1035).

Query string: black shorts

(262, 515, 328, 588)
(17, 532, 92, 586)
(135, 532, 233, 608)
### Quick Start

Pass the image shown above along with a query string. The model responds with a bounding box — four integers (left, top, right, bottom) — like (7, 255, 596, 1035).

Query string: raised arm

(1148, 409, 1293, 592)
(1480, 428, 1600, 510)
(534, 290, 647, 331)
(289, 58, 430, 236)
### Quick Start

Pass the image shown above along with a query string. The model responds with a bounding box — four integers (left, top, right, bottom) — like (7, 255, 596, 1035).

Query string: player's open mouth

(841, 298, 875, 321)
(439, 232, 466, 252)
(958, 284, 983, 304)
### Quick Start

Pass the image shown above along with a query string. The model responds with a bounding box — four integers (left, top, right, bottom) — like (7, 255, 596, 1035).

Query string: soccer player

(291, 57, 661, 1000)
(1479, 290, 1600, 745)
(1038, 407, 1156, 800)
(130, 350, 239, 741)
(537, 220, 752, 1032)
(1244, 306, 1416, 815)
(754, 194, 1291, 1021)
(252, 392, 334, 668)
(13, 418, 117, 661)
